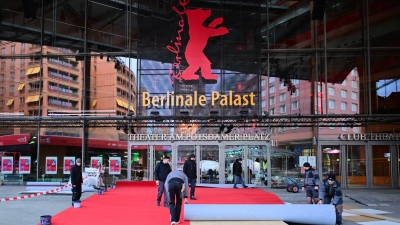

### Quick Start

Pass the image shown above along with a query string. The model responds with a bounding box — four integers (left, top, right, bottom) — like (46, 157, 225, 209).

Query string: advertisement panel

(1, 156, 13, 174)
(90, 157, 103, 169)
(63, 157, 75, 174)
(109, 157, 121, 175)
(45, 156, 58, 174)
(19, 156, 31, 174)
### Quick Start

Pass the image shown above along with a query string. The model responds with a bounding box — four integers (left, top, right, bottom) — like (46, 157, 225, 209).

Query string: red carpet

(46, 182, 284, 225)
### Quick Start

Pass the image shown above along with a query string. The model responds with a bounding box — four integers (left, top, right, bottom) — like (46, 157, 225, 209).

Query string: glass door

(321, 145, 341, 181)
(176, 145, 195, 171)
(149, 145, 172, 181)
(199, 145, 219, 184)
(398, 145, 400, 187)
(372, 145, 391, 187)
(346, 145, 366, 187)
(225, 145, 244, 184)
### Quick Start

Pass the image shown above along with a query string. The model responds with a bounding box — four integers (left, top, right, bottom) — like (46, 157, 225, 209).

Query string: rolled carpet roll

(184, 204, 336, 225)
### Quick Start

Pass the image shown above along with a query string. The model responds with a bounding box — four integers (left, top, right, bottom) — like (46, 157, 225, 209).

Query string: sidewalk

(262, 187, 400, 225)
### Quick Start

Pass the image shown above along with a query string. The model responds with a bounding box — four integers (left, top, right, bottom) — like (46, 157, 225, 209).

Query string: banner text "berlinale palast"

(142, 91, 256, 107)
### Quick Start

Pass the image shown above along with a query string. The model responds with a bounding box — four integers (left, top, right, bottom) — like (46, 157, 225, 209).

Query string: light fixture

(224, 125, 234, 134)
(218, 124, 225, 134)
(123, 125, 129, 134)
(180, 111, 189, 116)
(150, 111, 160, 116)
(210, 110, 219, 116)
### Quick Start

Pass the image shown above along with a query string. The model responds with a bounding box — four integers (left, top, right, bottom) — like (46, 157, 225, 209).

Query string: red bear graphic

(182, 8, 229, 81)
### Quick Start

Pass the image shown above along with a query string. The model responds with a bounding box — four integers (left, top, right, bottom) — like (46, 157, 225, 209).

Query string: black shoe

(156, 202, 160, 207)
(335, 222, 342, 225)
(190, 197, 197, 200)
(233, 187, 238, 189)
(244, 186, 248, 188)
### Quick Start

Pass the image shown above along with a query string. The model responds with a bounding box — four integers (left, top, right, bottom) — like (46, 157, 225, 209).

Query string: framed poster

(109, 157, 121, 175)
(1, 156, 13, 174)
(19, 156, 31, 174)
(308, 156, 317, 168)
(90, 157, 103, 169)
(63, 157, 75, 174)
(45, 156, 58, 174)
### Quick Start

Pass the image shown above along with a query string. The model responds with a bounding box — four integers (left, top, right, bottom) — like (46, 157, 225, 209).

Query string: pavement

(0, 184, 399, 225)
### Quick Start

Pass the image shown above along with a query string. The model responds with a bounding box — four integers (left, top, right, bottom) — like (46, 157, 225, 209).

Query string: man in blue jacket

(301, 162, 320, 204)
(318, 174, 343, 225)
(154, 156, 171, 207)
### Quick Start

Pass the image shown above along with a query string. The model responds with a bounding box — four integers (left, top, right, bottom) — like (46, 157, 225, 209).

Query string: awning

(28, 95, 42, 102)
(26, 66, 41, 75)
(25, 96, 33, 103)
(6, 99, 14, 106)
(17, 83, 25, 91)
(116, 99, 134, 111)
(92, 99, 97, 107)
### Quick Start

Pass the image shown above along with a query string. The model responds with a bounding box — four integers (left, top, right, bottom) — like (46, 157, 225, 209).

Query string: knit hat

(328, 174, 336, 181)
(76, 158, 82, 163)
(303, 162, 311, 167)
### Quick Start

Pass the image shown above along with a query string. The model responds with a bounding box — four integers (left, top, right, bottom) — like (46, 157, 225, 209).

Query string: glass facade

(0, 0, 399, 188)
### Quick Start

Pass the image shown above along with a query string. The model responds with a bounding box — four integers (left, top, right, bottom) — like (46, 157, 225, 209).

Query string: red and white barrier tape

(0, 176, 89, 202)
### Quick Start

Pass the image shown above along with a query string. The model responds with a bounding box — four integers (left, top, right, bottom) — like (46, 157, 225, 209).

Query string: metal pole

(81, 0, 88, 170)
(36, 0, 45, 182)
(324, 13, 328, 115)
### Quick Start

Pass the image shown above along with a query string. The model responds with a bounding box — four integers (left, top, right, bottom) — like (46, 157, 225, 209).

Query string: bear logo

(181, 8, 229, 81)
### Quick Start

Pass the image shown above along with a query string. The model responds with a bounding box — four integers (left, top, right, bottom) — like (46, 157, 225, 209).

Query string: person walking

(318, 174, 343, 225)
(165, 170, 190, 225)
(183, 154, 197, 200)
(233, 158, 248, 188)
(301, 162, 320, 204)
(70, 158, 83, 205)
(154, 155, 172, 207)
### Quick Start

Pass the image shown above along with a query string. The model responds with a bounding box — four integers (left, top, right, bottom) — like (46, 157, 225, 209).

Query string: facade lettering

(339, 133, 400, 141)
(129, 133, 271, 141)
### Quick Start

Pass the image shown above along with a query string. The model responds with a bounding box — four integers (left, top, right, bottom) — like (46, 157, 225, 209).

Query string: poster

(91, 157, 103, 169)
(19, 156, 31, 174)
(308, 156, 317, 167)
(1, 156, 13, 174)
(109, 157, 121, 174)
(63, 157, 75, 174)
(45, 156, 58, 174)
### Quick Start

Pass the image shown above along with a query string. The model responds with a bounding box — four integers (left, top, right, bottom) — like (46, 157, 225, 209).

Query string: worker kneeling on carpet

(318, 174, 343, 225)
(165, 169, 190, 225)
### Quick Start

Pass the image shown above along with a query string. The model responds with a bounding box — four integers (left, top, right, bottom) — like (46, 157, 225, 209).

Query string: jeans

(188, 178, 196, 198)
(156, 181, 168, 205)
(323, 197, 343, 223)
(168, 180, 183, 223)
(72, 185, 82, 202)
(233, 175, 246, 187)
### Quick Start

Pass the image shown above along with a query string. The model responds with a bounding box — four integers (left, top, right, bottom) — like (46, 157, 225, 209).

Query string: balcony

(48, 58, 79, 72)
(48, 103, 79, 110)
(48, 71, 79, 85)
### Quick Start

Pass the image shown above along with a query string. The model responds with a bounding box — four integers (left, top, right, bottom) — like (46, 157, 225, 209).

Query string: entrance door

(225, 145, 244, 185)
(199, 145, 219, 184)
(372, 145, 391, 187)
(321, 145, 341, 181)
(346, 145, 366, 187)
(149, 145, 172, 181)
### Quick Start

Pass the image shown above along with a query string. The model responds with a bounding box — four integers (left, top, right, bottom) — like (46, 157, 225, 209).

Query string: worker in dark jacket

(301, 162, 320, 204)
(154, 155, 171, 207)
(183, 154, 197, 200)
(233, 158, 248, 188)
(70, 158, 83, 204)
(165, 170, 189, 225)
(318, 174, 343, 225)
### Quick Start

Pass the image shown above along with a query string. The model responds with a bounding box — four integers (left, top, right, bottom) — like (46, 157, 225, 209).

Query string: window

(279, 93, 286, 101)
(328, 87, 335, 96)
(351, 80, 358, 88)
(261, 100, 266, 108)
(351, 91, 357, 100)
(269, 108, 275, 115)
(353, 127, 359, 133)
(317, 84, 322, 92)
(279, 82, 285, 90)
(292, 79, 299, 85)
(292, 124, 299, 130)
(11, 45, 16, 54)
(342, 127, 348, 131)
(1, 48, 5, 55)
(278, 127, 286, 133)
(21, 43, 26, 52)
(329, 100, 335, 109)
(261, 90, 266, 97)
(0, 87, 4, 94)
(280, 105, 286, 113)
(20, 58, 25, 66)
(292, 101, 299, 110)
(269, 96, 275, 105)
(269, 77, 275, 83)
(0, 74, 4, 82)
(269, 86, 275, 94)
(329, 123, 335, 130)
(342, 80, 347, 86)
(20, 70, 26, 79)
(351, 103, 358, 112)
(341, 102, 347, 110)
(20, 97, 25, 105)
(1, 61, 5, 70)
(291, 88, 299, 97)
(10, 72, 15, 81)
(341, 89, 347, 98)
(11, 59, 15, 68)
(0, 100, 3, 108)
(10, 85, 15, 94)
(261, 79, 266, 86)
